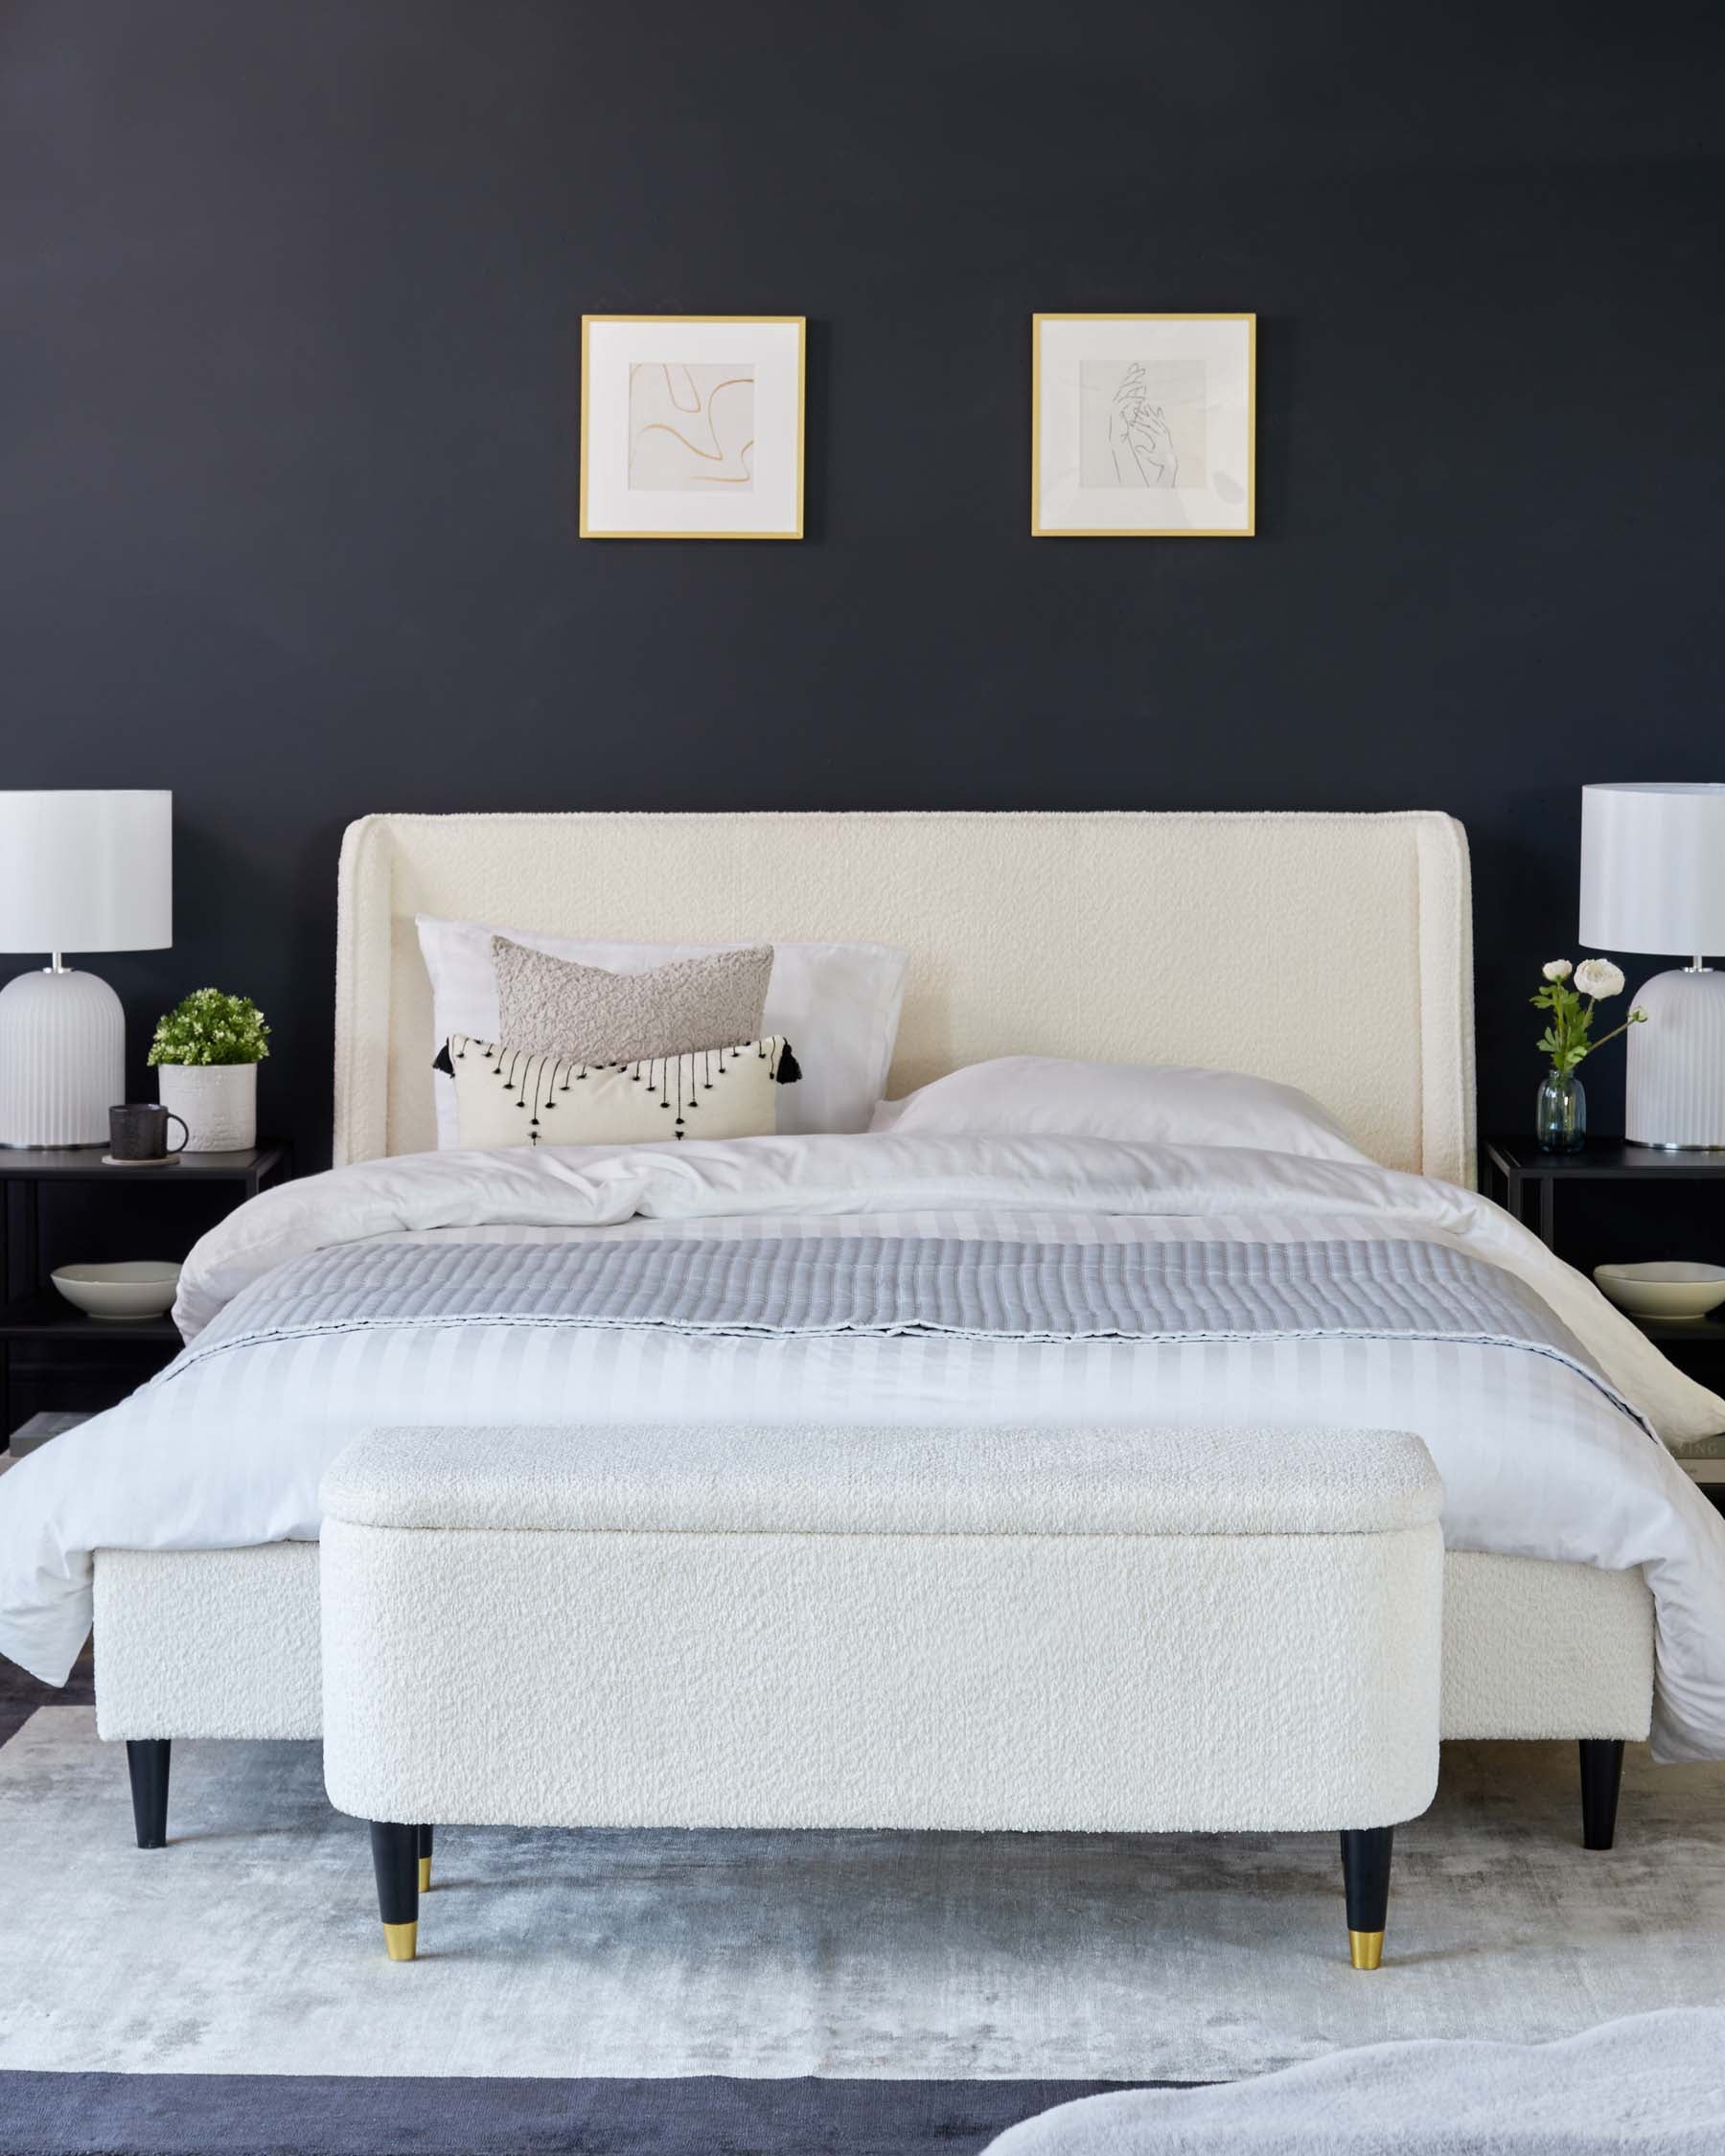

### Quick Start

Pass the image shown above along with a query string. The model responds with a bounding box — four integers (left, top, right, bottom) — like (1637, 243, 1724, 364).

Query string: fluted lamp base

(1625, 967, 1725, 1151)
(0, 964, 125, 1148)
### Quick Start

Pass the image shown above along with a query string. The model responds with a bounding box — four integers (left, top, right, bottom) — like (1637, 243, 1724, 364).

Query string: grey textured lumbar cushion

(492, 937, 773, 1064)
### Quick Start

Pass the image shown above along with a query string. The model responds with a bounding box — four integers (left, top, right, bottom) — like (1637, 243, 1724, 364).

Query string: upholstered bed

(5, 810, 1723, 1795)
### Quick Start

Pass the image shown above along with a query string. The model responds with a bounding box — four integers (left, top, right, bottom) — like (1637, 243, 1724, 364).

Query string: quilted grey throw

(170, 1234, 1644, 1427)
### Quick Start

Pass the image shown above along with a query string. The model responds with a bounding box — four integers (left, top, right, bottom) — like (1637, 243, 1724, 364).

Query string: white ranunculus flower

(1542, 959, 1573, 982)
(1575, 958, 1626, 999)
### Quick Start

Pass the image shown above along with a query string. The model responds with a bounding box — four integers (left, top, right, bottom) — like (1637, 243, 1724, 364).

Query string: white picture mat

(1036, 315, 1254, 535)
(583, 317, 802, 536)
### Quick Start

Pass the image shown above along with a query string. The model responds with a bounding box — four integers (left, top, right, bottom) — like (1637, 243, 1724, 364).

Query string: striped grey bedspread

(172, 1233, 1644, 1425)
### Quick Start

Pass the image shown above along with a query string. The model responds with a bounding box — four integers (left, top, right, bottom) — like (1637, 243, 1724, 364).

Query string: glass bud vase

(1535, 1068, 1587, 1153)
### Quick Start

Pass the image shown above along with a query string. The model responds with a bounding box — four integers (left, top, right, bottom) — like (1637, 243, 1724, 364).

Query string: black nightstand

(1, 1144, 291, 1442)
(1483, 1135, 1725, 1507)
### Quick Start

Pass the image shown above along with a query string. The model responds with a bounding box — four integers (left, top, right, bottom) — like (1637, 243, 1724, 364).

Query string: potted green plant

(148, 988, 270, 1152)
(1531, 958, 1644, 1153)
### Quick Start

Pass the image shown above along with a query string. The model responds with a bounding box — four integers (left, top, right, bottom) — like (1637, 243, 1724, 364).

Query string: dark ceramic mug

(109, 1103, 190, 1161)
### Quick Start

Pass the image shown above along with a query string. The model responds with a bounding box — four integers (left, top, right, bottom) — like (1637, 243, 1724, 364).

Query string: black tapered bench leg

(1580, 1738, 1625, 1851)
(417, 1823, 435, 1893)
(1340, 1824, 1393, 1970)
(371, 1820, 420, 1961)
(126, 1738, 171, 1849)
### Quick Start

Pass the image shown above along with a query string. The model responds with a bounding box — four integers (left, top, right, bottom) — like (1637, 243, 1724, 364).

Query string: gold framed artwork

(580, 315, 805, 539)
(1032, 313, 1254, 537)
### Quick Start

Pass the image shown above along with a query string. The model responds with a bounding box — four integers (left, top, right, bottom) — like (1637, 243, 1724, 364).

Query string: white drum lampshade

(0, 791, 172, 1147)
(1579, 782, 1725, 1150)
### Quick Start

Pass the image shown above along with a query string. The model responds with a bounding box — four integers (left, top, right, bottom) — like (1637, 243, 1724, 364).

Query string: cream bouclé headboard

(334, 810, 1475, 1183)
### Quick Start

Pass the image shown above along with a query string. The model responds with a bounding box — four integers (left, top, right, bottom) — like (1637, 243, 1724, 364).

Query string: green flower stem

(1583, 1014, 1644, 1057)
(1531, 975, 1644, 1077)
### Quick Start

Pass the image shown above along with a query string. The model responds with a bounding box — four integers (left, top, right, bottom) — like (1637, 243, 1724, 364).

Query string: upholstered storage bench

(319, 1423, 1445, 1967)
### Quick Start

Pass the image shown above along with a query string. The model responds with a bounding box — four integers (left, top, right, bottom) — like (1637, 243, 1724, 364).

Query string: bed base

(93, 1540, 1653, 1853)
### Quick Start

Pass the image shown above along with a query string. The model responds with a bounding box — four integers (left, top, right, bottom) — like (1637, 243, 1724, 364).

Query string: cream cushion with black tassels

(436, 1033, 800, 1149)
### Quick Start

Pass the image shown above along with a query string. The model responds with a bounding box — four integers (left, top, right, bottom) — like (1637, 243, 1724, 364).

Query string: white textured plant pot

(156, 1063, 257, 1152)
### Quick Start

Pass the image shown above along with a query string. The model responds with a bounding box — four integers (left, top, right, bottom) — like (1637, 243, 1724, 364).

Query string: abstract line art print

(628, 363, 755, 492)
(581, 315, 804, 539)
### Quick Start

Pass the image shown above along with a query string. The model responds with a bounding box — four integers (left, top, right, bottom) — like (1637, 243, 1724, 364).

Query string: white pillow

(869, 1056, 1368, 1161)
(418, 917, 906, 1145)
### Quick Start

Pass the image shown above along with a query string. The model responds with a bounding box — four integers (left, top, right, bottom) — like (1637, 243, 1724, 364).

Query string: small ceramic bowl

(51, 1260, 182, 1321)
(1593, 1261, 1725, 1322)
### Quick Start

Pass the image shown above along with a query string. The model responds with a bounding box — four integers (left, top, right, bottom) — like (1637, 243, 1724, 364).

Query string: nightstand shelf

(1484, 1135, 1725, 1257)
(1484, 1133, 1725, 1511)
(0, 1144, 289, 1183)
(2, 1141, 290, 1441)
(0, 1288, 182, 1345)
(1628, 1312, 1725, 1346)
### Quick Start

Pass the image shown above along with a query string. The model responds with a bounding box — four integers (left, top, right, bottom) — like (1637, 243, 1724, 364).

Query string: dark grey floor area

(0, 1637, 91, 1753)
(0, 2069, 1176, 2156)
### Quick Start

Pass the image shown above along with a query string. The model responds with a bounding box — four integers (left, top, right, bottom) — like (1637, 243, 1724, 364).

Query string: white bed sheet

(3, 1134, 1723, 1759)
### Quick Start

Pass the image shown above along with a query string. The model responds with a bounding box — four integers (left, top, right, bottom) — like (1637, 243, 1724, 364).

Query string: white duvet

(4, 1134, 1724, 1758)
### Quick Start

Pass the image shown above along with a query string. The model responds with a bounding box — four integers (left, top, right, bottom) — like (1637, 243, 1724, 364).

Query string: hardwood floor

(0, 1635, 93, 1751)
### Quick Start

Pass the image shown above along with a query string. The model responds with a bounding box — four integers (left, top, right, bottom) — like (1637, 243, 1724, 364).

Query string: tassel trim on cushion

(443, 1033, 799, 1143)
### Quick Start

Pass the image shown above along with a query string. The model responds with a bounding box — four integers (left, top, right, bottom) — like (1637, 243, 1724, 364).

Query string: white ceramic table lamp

(0, 791, 172, 1147)
(1579, 782, 1725, 1150)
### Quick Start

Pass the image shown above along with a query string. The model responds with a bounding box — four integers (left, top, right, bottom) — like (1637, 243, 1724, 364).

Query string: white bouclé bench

(319, 1422, 1445, 1967)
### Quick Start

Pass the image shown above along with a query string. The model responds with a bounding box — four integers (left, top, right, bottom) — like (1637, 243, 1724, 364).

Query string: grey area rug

(1, 1709, 1722, 2087)
(983, 2008, 1725, 2153)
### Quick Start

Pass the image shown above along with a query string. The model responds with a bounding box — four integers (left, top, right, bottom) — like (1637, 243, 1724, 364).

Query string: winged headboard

(334, 809, 1475, 1182)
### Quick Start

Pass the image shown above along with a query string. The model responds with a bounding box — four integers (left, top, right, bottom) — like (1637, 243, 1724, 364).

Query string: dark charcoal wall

(3, 1, 1722, 1168)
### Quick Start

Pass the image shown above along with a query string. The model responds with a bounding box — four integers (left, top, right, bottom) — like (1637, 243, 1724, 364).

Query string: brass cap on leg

(1348, 1929, 1385, 1971)
(383, 1920, 418, 1962)
(418, 1855, 432, 1893)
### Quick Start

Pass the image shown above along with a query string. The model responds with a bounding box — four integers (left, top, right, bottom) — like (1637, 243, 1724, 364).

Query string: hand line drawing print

(629, 364, 755, 490)
(1107, 362, 1179, 487)
(1043, 317, 1244, 533)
